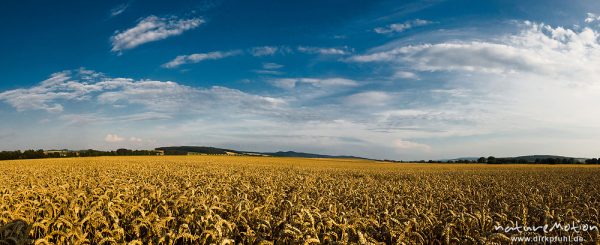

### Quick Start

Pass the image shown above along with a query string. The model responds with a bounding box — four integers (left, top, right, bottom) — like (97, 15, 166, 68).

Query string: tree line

(384, 156, 599, 164)
(0, 149, 161, 161)
(454, 156, 593, 164)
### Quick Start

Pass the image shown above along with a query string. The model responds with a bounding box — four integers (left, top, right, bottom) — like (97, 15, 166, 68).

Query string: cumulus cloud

(352, 21, 600, 79)
(345, 18, 600, 157)
(111, 15, 204, 52)
(374, 19, 432, 34)
(105, 134, 144, 143)
(585, 13, 600, 23)
(162, 50, 242, 68)
(105, 134, 125, 142)
(129, 136, 143, 142)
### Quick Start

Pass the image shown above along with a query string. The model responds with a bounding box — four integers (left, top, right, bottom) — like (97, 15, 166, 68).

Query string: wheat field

(0, 156, 598, 244)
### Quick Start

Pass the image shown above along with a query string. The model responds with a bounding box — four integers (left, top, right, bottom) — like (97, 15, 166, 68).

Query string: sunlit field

(0, 156, 599, 244)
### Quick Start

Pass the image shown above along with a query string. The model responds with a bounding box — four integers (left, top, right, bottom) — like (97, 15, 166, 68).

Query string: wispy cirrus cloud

(0, 70, 93, 112)
(262, 63, 283, 69)
(110, 3, 130, 17)
(249, 46, 292, 56)
(60, 112, 173, 127)
(111, 15, 204, 52)
(162, 50, 242, 68)
(165, 44, 353, 70)
(269, 77, 359, 90)
(296, 46, 352, 55)
(374, 19, 432, 34)
(0, 69, 285, 114)
(393, 139, 431, 151)
(252, 63, 284, 75)
(393, 71, 419, 80)
(344, 91, 390, 106)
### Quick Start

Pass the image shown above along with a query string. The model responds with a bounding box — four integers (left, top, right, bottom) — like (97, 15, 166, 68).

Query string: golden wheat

(0, 156, 598, 244)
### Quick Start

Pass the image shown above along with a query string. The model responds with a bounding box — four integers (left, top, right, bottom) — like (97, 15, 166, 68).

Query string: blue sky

(1, 0, 600, 160)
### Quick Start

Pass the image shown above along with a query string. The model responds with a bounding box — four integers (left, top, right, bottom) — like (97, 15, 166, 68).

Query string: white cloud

(270, 77, 359, 89)
(162, 50, 242, 68)
(0, 70, 101, 112)
(129, 136, 143, 142)
(105, 134, 143, 143)
(111, 15, 204, 52)
(105, 134, 125, 142)
(297, 46, 351, 55)
(346, 18, 600, 158)
(393, 139, 431, 151)
(249, 46, 290, 56)
(1, 69, 448, 160)
(0, 69, 285, 114)
(262, 63, 283, 69)
(252, 63, 284, 75)
(95, 81, 286, 113)
(6, 18, 600, 160)
(393, 71, 419, 80)
(344, 91, 390, 106)
(352, 21, 600, 79)
(374, 19, 432, 34)
(585, 13, 600, 23)
(269, 79, 297, 89)
(253, 70, 283, 75)
(110, 3, 129, 17)
(59, 112, 173, 126)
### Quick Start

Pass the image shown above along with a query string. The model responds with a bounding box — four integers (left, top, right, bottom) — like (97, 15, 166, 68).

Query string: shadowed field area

(0, 156, 599, 244)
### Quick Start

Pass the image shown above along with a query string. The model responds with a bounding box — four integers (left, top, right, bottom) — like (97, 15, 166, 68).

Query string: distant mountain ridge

(155, 146, 594, 163)
(258, 151, 369, 159)
(155, 146, 368, 159)
(156, 146, 241, 155)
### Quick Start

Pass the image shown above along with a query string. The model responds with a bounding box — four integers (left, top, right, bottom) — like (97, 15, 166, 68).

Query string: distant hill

(257, 151, 368, 159)
(155, 146, 367, 159)
(156, 147, 588, 163)
(155, 146, 241, 155)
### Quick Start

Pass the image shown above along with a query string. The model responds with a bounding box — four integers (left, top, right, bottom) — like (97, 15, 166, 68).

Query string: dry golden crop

(0, 156, 599, 244)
